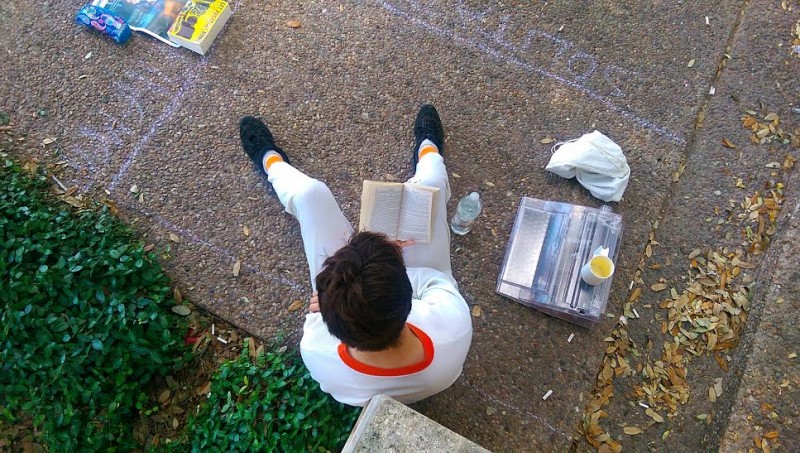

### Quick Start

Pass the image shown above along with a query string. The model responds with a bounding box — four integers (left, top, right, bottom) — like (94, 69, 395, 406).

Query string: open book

(91, 0, 188, 47)
(359, 180, 439, 243)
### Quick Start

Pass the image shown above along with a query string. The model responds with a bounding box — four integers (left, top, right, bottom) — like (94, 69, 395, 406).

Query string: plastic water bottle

(451, 192, 482, 235)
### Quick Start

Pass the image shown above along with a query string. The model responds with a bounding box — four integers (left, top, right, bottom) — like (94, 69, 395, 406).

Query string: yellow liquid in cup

(589, 257, 613, 278)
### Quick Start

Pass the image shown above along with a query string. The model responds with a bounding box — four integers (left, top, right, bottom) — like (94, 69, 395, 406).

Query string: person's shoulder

(406, 267, 459, 288)
(301, 314, 341, 351)
(409, 298, 472, 339)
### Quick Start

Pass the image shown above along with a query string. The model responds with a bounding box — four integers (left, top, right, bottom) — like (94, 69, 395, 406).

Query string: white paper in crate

(545, 131, 630, 202)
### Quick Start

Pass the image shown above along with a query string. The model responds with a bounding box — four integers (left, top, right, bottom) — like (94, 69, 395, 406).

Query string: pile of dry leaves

(581, 111, 795, 452)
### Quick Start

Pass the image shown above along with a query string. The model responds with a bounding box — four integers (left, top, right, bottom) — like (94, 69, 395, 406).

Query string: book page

(396, 184, 438, 243)
(360, 181, 403, 239)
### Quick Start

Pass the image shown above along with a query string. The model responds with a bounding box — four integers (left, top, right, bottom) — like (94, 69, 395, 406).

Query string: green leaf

(91, 339, 104, 351)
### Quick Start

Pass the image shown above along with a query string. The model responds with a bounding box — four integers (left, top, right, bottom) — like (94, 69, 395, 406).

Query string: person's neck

(349, 325, 424, 369)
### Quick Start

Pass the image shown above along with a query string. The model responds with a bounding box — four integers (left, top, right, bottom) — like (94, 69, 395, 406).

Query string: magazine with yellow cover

(167, 0, 231, 54)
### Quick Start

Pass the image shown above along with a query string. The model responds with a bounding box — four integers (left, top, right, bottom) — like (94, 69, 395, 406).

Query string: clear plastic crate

(496, 198, 623, 327)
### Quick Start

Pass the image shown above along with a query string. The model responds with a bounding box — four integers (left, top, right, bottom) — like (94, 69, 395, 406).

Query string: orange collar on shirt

(337, 323, 434, 376)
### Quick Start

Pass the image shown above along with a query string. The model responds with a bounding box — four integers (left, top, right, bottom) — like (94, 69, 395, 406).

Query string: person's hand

(309, 291, 320, 313)
(396, 239, 416, 248)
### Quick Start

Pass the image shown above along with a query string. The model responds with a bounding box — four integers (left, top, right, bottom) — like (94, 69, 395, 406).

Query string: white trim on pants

(267, 153, 452, 290)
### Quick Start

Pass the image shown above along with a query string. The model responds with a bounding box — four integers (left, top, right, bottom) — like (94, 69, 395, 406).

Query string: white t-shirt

(300, 267, 473, 407)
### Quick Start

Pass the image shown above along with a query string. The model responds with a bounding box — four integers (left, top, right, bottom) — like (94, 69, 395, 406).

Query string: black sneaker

(412, 104, 444, 167)
(239, 116, 290, 176)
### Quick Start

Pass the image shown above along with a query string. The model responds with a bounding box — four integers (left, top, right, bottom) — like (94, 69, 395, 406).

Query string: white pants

(268, 153, 452, 289)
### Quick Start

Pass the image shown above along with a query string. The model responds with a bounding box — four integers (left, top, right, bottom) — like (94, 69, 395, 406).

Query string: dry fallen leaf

(41, 137, 56, 146)
(623, 426, 643, 435)
(286, 20, 301, 28)
(646, 408, 665, 423)
(687, 58, 696, 67)
(196, 381, 211, 396)
(171, 305, 191, 316)
(143, 244, 155, 252)
(651, 283, 668, 292)
(169, 233, 180, 243)
(715, 352, 729, 371)
(172, 417, 179, 429)
(173, 288, 182, 304)
(243, 225, 250, 237)
(722, 138, 736, 149)
(471, 305, 483, 317)
(540, 137, 554, 144)
(232, 260, 242, 277)
(288, 300, 303, 312)
(62, 195, 84, 208)
(158, 389, 171, 404)
(784, 155, 796, 171)
(764, 431, 779, 440)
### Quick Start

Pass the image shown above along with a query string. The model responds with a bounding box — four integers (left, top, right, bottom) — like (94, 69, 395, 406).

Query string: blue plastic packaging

(76, 5, 132, 44)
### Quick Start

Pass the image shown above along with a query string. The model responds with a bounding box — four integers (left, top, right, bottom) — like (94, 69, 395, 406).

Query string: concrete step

(343, 395, 492, 453)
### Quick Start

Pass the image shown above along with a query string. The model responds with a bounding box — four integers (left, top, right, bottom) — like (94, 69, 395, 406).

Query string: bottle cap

(469, 192, 479, 200)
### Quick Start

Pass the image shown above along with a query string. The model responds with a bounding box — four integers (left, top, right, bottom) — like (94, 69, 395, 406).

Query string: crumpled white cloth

(545, 130, 630, 202)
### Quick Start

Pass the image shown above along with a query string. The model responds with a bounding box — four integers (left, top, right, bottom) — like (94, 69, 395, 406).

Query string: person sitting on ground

(239, 105, 473, 407)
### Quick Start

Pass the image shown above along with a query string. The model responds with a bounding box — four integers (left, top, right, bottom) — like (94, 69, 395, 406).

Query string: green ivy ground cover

(0, 160, 360, 452)
(0, 161, 190, 450)
(163, 346, 360, 452)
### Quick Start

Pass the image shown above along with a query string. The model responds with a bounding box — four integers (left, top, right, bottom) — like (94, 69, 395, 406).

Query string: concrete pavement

(1, 0, 797, 450)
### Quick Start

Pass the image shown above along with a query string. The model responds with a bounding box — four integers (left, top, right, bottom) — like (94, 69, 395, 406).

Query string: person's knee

(294, 178, 333, 208)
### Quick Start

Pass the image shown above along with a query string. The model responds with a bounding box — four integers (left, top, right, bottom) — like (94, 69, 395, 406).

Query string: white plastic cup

(581, 246, 615, 286)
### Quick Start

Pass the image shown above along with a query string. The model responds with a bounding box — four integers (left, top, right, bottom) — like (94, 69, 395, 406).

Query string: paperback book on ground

(168, 0, 232, 54)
